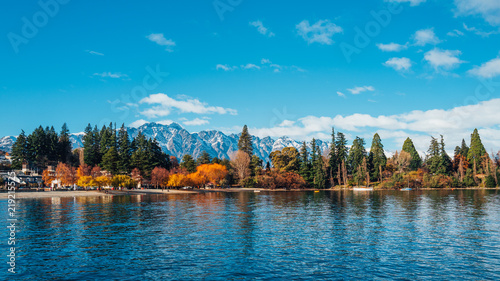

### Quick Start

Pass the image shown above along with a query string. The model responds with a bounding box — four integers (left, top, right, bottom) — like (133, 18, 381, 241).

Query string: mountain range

(0, 122, 329, 163)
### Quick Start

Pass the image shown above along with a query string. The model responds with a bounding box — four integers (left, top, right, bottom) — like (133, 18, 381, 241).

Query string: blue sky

(1, 0, 500, 154)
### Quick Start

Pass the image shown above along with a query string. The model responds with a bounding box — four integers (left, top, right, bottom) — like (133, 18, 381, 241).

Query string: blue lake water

(1, 190, 500, 280)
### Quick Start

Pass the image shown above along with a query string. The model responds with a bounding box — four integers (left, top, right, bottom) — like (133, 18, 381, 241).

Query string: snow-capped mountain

(0, 122, 329, 162)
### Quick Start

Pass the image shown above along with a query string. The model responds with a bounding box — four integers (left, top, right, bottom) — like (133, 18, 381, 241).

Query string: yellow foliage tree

(77, 176, 94, 188)
(111, 175, 137, 189)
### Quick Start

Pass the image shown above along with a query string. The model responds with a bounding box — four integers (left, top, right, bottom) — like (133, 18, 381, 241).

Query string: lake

(2, 189, 500, 280)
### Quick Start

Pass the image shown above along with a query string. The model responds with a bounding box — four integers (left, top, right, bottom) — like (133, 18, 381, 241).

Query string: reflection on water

(1, 190, 500, 280)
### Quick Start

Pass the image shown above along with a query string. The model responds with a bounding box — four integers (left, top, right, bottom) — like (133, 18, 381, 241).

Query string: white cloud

(146, 33, 176, 52)
(261, 58, 271, 64)
(337, 91, 346, 98)
(468, 57, 500, 78)
(424, 48, 465, 70)
(278, 120, 295, 127)
(413, 28, 441, 46)
(93, 72, 128, 79)
(182, 118, 210, 126)
(139, 93, 237, 118)
(384, 57, 412, 71)
(216, 64, 236, 71)
(376, 43, 408, 52)
(454, 0, 500, 26)
(385, 0, 426, 6)
(243, 63, 261, 70)
(249, 20, 275, 37)
(347, 86, 375, 95)
(447, 29, 465, 37)
(463, 23, 498, 37)
(85, 50, 104, 56)
(296, 20, 343, 45)
(129, 119, 150, 128)
(248, 98, 500, 153)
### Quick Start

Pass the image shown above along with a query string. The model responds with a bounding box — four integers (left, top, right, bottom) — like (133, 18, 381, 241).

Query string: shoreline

(1, 186, 498, 199)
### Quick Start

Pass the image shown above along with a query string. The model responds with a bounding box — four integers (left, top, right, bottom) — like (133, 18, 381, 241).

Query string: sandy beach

(0, 189, 199, 199)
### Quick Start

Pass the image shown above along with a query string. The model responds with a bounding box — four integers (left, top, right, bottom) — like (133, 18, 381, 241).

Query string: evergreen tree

(197, 151, 212, 165)
(402, 137, 422, 171)
(335, 132, 348, 167)
(439, 135, 453, 175)
(426, 136, 441, 174)
(328, 128, 337, 186)
(99, 124, 114, 156)
(368, 133, 386, 181)
(27, 126, 48, 168)
(299, 141, 312, 183)
(11, 130, 28, 169)
(459, 139, 469, 157)
(250, 155, 264, 176)
(347, 137, 366, 173)
(130, 148, 148, 174)
(468, 128, 486, 163)
(58, 123, 72, 164)
(101, 146, 119, 174)
(148, 138, 170, 170)
(82, 124, 95, 166)
(238, 125, 253, 156)
(312, 141, 326, 189)
(117, 124, 131, 173)
(92, 125, 102, 165)
(46, 126, 59, 163)
(180, 154, 196, 173)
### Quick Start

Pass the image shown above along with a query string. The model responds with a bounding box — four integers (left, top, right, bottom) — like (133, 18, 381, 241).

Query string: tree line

(7, 123, 500, 189)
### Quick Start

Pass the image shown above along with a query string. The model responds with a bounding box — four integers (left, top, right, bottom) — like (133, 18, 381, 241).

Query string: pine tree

(402, 137, 422, 171)
(299, 141, 311, 184)
(328, 128, 337, 186)
(426, 136, 441, 174)
(11, 130, 28, 169)
(27, 126, 48, 168)
(250, 155, 263, 176)
(117, 124, 131, 174)
(59, 123, 72, 164)
(311, 141, 326, 189)
(83, 124, 94, 166)
(47, 126, 59, 163)
(197, 151, 212, 165)
(468, 128, 486, 164)
(335, 132, 348, 168)
(148, 138, 169, 170)
(348, 137, 366, 173)
(459, 139, 469, 157)
(180, 155, 196, 173)
(238, 125, 253, 156)
(368, 133, 386, 181)
(439, 135, 453, 175)
(101, 146, 119, 174)
(131, 148, 149, 174)
(92, 125, 102, 165)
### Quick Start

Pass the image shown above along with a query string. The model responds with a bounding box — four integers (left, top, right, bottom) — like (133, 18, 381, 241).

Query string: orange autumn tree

(56, 163, 77, 186)
(196, 164, 228, 186)
(77, 163, 92, 178)
(42, 169, 55, 186)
